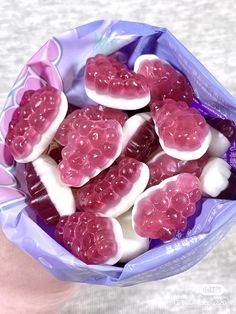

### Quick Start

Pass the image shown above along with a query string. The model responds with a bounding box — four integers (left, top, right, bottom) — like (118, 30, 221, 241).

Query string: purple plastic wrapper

(1, 20, 236, 287)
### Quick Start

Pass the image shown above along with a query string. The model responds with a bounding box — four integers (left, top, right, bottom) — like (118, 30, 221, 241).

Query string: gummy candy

(73, 157, 149, 217)
(6, 86, 68, 163)
(46, 140, 63, 164)
(151, 99, 211, 160)
(84, 54, 150, 110)
(147, 151, 209, 187)
(199, 157, 231, 197)
(117, 210, 149, 263)
(55, 212, 123, 265)
(25, 155, 75, 225)
(132, 173, 202, 240)
(134, 54, 193, 104)
(206, 117, 236, 157)
(58, 120, 123, 187)
(119, 112, 160, 162)
(55, 104, 128, 146)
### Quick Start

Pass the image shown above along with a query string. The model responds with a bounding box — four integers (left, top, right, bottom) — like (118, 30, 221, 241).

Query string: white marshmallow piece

(117, 210, 149, 263)
(207, 126, 231, 157)
(105, 162, 150, 218)
(16, 91, 68, 163)
(32, 155, 76, 216)
(199, 157, 231, 197)
(85, 87, 150, 110)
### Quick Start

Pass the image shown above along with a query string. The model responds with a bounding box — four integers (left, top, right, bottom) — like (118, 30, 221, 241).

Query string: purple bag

(1, 20, 236, 287)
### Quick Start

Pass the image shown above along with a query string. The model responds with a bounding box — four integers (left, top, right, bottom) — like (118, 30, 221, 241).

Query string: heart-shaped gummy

(58, 119, 123, 187)
(55, 212, 123, 265)
(73, 157, 149, 217)
(134, 54, 193, 105)
(84, 54, 150, 110)
(55, 104, 128, 146)
(132, 173, 202, 240)
(151, 99, 211, 160)
(6, 86, 68, 163)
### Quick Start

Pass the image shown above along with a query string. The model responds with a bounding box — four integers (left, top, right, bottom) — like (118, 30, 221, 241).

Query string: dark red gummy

(85, 54, 149, 99)
(47, 141, 63, 164)
(6, 86, 61, 159)
(205, 116, 236, 143)
(73, 157, 141, 215)
(133, 173, 202, 240)
(55, 212, 118, 264)
(151, 99, 209, 151)
(55, 104, 128, 146)
(148, 153, 209, 187)
(25, 162, 60, 225)
(58, 119, 122, 186)
(136, 57, 193, 104)
(118, 118, 160, 162)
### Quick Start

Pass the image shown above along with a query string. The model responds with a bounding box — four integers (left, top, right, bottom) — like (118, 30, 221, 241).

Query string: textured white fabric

(0, 1, 236, 313)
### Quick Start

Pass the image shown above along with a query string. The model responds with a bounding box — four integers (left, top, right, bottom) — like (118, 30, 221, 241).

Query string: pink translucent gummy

(152, 99, 210, 151)
(6, 86, 61, 160)
(58, 119, 122, 187)
(47, 141, 63, 164)
(55, 104, 128, 146)
(133, 173, 202, 240)
(136, 57, 193, 104)
(148, 153, 209, 187)
(73, 158, 142, 215)
(25, 162, 60, 225)
(55, 212, 119, 264)
(119, 118, 160, 162)
(85, 54, 149, 99)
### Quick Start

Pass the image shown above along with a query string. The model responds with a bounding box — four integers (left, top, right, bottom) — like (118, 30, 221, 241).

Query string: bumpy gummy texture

(133, 174, 202, 240)
(148, 153, 209, 187)
(85, 54, 149, 99)
(152, 99, 210, 151)
(135, 56, 193, 104)
(55, 212, 120, 265)
(6, 86, 61, 160)
(55, 104, 128, 146)
(206, 116, 236, 143)
(119, 116, 160, 162)
(58, 119, 122, 187)
(25, 162, 60, 225)
(74, 158, 143, 216)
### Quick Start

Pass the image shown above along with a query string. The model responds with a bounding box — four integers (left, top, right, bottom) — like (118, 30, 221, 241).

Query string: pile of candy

(6, 54, 236, 265)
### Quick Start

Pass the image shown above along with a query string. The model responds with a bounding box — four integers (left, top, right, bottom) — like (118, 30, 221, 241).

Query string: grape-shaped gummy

(55, 212, 123, 265)
(132, 173, 202, 240)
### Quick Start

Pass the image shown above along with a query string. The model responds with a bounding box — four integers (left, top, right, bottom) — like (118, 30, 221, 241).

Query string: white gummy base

(207, 126, 231, 157)
(85, 86, 150, 110)
(199, 157, 231, 197)
(134, 54, 161, 73)
(117, 210, 149, 263)
(16, 92, 68, 163)
(33, 155, 76, 216)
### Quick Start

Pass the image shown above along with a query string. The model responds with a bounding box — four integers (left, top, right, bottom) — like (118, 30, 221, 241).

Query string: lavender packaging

(0, 20, 236, 287)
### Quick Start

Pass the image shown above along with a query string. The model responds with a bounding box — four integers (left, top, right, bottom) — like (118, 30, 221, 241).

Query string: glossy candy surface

(84, 54, 150, 110)
(73, 158, 149, 217)
(55, 212, 123, 265)
(151, 99, 211, 160)
(58, 120, 123, 187)
(6, 86, 68, 163)
(55, 104, 128, 146)
(134, 54, 193, 105)
(132, 173, 202, 240)
(147, 151, 209, 187)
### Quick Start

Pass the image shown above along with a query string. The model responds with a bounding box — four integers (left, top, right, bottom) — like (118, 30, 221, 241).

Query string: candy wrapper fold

(1, 20, 236, 287)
